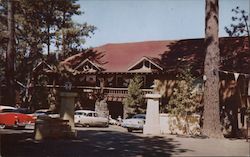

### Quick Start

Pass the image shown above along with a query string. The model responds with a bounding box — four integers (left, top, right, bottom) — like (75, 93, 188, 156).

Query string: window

(87, 113, 93, 117)
(94, 113, 98, 117)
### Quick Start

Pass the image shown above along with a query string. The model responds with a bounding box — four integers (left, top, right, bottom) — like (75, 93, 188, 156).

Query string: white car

(74, 110, 109, 127)
(109, 117, 119, 125)
(0, 105, 17, 112)
(122, 114, 146, 132)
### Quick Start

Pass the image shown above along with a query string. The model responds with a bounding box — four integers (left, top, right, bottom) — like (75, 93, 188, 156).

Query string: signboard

(64, 82, 72, 91)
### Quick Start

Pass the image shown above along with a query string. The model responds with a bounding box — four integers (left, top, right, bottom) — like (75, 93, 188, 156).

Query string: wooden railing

(46, 85, 153, 97)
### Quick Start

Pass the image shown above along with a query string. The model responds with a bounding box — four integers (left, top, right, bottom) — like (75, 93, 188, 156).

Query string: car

(74, 110, 109, 127)
(0, 105, 17, 112)
(32, 109, 60, 119)
(0, 106, 35, 129)
(122, 114, 146, 132)
(109, 117, 119, 125)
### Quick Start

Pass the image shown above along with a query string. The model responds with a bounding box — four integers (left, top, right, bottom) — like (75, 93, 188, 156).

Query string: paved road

(0, 125, 249, 157)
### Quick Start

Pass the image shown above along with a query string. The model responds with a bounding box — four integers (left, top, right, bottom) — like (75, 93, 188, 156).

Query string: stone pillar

(60, 92, 77, 130)
(143, 93, 161, 135)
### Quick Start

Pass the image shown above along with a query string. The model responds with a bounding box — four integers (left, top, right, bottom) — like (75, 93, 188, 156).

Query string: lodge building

(1, 36, 249, 124)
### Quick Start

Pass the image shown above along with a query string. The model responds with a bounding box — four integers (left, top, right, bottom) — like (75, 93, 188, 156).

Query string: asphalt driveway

(0, 126, 249, 157)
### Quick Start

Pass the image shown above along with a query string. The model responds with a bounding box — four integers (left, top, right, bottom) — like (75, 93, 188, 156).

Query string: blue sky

(74, 0, 250, 48)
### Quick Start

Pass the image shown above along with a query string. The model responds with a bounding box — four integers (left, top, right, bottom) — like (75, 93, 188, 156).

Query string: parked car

(0, 105, 17, 112)
(122, 114, 146, 132)
(74, 110, 109, 127)
(0, 106, 35, 129)
(109, 117, 119, 125)
(32, 109, 60, 119)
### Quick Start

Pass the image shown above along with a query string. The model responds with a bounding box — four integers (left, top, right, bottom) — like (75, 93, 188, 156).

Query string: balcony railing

(46, 85, 153, 97)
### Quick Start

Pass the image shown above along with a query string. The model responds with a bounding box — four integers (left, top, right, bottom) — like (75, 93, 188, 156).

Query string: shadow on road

(1, 129, 192, 157)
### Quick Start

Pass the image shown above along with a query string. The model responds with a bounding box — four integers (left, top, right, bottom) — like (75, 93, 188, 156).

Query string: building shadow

(1, 129, 192, 157)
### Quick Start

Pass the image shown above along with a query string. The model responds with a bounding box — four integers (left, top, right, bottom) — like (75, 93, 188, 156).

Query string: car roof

(0, 105, 17, 110)
(75, 110, 96, 113)
(35, 109, 50, 112)
(0, 105, 17, 112)
(134, 114, 146, 116)
(132, 114, 146, 118)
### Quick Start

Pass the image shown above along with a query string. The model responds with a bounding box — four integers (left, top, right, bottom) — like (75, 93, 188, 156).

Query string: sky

(73, 0, 250, 48)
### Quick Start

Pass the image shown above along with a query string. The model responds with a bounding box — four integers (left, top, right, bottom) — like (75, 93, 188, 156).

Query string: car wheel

(127, 128, 133, 132)
(0, 124, 6, 129)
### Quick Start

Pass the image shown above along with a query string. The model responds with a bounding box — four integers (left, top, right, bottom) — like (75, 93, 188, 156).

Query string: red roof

(62, 36, 249, 74)
(94, 40, 174, 72)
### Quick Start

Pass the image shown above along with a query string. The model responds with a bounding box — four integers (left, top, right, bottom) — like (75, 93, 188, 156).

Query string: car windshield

(75, 112, 87, 116)
(35, 111, 47, 114)
(132, 115, 145, 119)
(14, 108, 32, 114)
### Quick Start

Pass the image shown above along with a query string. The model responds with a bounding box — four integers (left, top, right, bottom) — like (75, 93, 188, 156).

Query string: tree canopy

(224, 6, 249, 37)
(0, 0, 96, 106)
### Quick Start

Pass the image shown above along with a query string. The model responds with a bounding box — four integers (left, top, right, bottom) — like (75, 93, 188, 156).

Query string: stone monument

(60, 92, 77, 130)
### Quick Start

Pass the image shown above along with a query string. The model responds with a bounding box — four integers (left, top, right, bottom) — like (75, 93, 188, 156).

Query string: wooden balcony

(81, 86, 153, 97)
(46, 85, 154, 100)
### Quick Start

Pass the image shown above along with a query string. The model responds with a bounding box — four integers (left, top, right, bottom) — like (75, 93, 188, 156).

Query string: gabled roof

(74, 59, 103, 72)
(33, 61, 53, 72)
(94, 40, 172, 72)
(127, 56, 163, 72)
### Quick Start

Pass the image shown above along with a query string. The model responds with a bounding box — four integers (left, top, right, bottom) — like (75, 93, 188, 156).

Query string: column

(143, 93, 161, 135)
(60, 92, 77, 130)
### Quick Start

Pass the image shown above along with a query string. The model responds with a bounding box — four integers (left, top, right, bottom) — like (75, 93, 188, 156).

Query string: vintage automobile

(74, 110, 109, 127)
(32, 109, 60, 119)
(0, 105, 17, 112)
(0, 106, 35, 129)
(109, 117, 119, 125)
(122, 114, 146, 132)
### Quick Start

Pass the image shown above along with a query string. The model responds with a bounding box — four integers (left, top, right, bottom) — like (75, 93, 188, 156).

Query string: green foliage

(167, 68, 202, 135)
(31, 74, 49, 110)
(224, 6, 249, 37)
(0, 0, 96, 107)
(168, 68, 200, 117)
(123, 75, 145, 115)
(56, 23, 96, 59)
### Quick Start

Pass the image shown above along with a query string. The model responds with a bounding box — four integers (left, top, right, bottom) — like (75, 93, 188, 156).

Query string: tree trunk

(6, 0, 16, 106)
(47, 25, 50, 56)
(202, 0, 224, 138)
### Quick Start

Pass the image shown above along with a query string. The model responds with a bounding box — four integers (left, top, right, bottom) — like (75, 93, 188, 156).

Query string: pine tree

(123, 75, 145, 117)
(202, 0, 224, 138)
